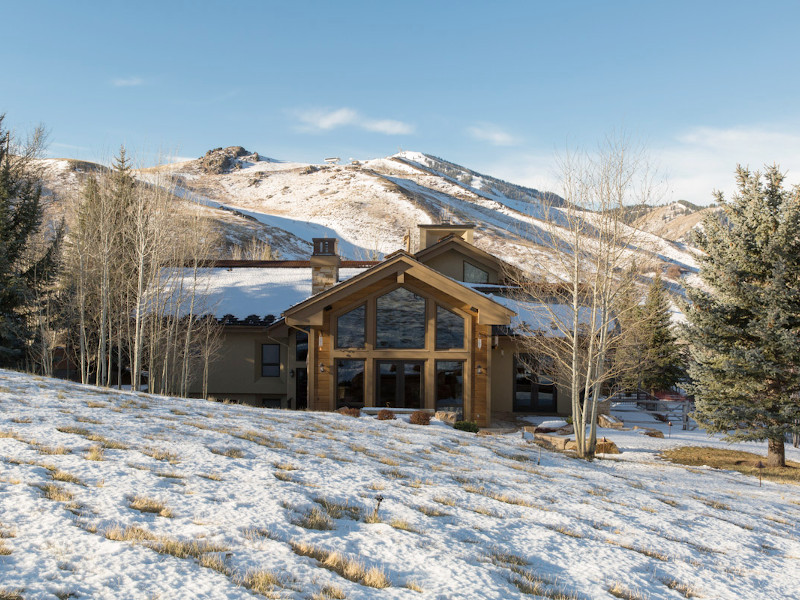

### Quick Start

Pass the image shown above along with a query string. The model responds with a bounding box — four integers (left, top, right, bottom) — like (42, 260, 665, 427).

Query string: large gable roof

(283, 251, 515, 327)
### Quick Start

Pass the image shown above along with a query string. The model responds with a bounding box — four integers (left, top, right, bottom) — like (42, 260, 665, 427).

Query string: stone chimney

(311, 238, 340, 294)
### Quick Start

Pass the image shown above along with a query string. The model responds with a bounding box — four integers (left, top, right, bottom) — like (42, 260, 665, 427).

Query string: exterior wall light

(476, 364, 484, 375)
(319, 362, 325, 373)
(289, 369, 295, 378)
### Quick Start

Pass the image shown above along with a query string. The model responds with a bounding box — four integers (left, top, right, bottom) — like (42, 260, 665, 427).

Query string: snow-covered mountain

(35, 148, 702, 280)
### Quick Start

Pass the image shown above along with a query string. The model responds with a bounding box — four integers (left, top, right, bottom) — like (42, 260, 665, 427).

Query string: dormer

(417, 224, 475, 251)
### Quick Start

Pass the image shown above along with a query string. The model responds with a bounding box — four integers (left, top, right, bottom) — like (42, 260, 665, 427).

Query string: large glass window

(513, 355, 557, 413)
(436, 361, 463, 412)
(376, 287, 426, 348)
(295, 331, 308, 362)
(336, 305, 365, 348)
(261, 344, 280, 377)
(436, 306, 465, 349)
(336, 359, 365, 408)
(376, 361, 423, 409)
(464, 262, 489, 284)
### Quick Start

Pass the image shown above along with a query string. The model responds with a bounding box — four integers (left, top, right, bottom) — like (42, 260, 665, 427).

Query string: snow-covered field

(1, 369, 798, 599)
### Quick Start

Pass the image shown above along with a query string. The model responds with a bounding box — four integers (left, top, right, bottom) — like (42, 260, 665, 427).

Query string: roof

(283, 252, 516, 327)
(157, 266, 368, 321)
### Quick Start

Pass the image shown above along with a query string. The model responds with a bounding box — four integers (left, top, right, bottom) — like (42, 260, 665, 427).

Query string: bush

(377, 409, 395, 421)
(409, 411, 431, 426)
(453, 420, 479, 433)
(338, 407, 361, 418)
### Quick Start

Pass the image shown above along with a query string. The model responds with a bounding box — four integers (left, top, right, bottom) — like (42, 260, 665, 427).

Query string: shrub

(409, 411, 431, 426)
(453, 420, 479, 433)
(377, 409, 395, 421)
(338, 407, 361, 418)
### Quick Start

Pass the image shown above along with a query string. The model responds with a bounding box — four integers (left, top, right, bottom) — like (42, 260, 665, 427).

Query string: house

(186, 224, 572, 426)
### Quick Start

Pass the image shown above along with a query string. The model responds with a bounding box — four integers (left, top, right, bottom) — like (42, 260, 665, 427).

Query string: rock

(435, 411, 458, 425)
(556, 424, 574, 435)
(596, 438, 621, 454)
(598, 414, 624, 429)
(200, 146, 250, 174)
(534, 432, 571, 451)
(565, 440, 578, 451)
(596, 399, 611, 416)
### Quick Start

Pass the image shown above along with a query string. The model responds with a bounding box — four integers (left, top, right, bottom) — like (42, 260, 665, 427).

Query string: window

(464, 262, 489, 284)
(336, 305, 365, 348)
(436, 361, 463, 412)
(261, 344, 280, 377)
(336, 359, 365, 408)
(376, 287, 426, 348)
(295, 331, 308, 362)
(436, 306, 465, 349)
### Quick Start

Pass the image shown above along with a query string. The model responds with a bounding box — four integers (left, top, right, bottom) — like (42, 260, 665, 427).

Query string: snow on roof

(158, 267, 368, 320)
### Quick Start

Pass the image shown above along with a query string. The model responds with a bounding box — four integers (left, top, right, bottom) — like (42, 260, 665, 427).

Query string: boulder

(534, 432, 571, 451)
(634, 426, 664, 438)
(435, 411, 459, 425)
(598, 414, 624, 429)
(596, 438, 621, 454)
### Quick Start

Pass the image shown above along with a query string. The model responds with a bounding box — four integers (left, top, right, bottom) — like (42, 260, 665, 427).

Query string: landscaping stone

(598, 414, 624, 429)
(435, 411, 459, 425)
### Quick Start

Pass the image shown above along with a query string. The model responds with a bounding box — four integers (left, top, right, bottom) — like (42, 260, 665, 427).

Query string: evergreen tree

(0, 115, 62, 366)
(684, 165, 800, 467)
(639, 272, 684, 392)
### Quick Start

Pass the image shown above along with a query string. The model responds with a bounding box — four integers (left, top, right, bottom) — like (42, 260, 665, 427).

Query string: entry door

(295, 368, 308, 410)
(376, 361, 424, 408)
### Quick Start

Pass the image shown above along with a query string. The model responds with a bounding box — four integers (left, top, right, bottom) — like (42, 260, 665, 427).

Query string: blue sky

(3, 0, 800, 204)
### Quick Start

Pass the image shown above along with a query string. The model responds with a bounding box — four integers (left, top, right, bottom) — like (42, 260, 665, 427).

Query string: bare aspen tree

(506, 137, 658, 459)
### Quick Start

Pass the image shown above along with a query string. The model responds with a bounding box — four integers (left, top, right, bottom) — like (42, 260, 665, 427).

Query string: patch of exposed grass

(389, 518, 419, 533)
(608, 582, 646, 600)
(606, 539, 669, 561)
(85, 445, 104, 461)
(662, 576, 702, 598)
(293, 506, 335, 530)
(662, 446, 800, 485)
(210, 447, 245, 459)
(0, 540, 12, 556)
(129, 495, 174, 518)
(0, 588, 25, 599)
(314, 497, 363, 520)
(273, 461, 299, 471)
(290, 541, 391, 588)
(544, 524, 584, 539)
(239, 568, 284, 595)
(37, 444, 71, 455)
(40, 482, 74, 502)
(489, 549, 529, 566)
(311, 584, 347, 599)
(415, 504, 450, 517)
(433, 495, 456, 506)
(50, 469, 85, 486)
(404, 580, 423, 593)
(199, 472, 223, 481)
(75, 416, 102, 424)
(104, 524, 156, 542)
(141, 447, 180, 463)
(10, 417, 32, 424)
(85, 401, 107, 408)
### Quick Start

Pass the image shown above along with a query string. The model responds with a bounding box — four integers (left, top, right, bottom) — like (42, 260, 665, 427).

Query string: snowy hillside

(35, 148, 703, 280)
(1, 370, 799, 599)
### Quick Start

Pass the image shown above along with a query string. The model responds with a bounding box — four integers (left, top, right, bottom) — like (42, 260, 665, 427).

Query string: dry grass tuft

(416, 504, 450, 517)
(40, 483, 74, 502)
(104, 524, 156, 542)
(377, 409, 396, 421)
(545, 524, 584, 539)
(129, 495, 174, 518)
(662, 446, 800, 484)
(141, 447, 180, 463)
(0, 540, 12, 556)
(50, 469, 85, 486)
(608, 582, 646, 600)
(389, 518, 419, 533)
(662, 577, 702, 598)
(10, 417, 32, 424)
(606, 539, 669, 561)
(290, 541, 390, 588)
(314, 497, 363, 520)
(84, 444, 104, 461)
(293, 506, 335, 530)
(210, 447, 245, 459)
(239, 568, 283, 594)
(199, 472, 223, 481)
(37, 444, 71, 455)
(311, 584, 347, 599)
(490, 549, 529, 566)
(404, 580, 423, 592)
(0, 588, 24, 599)
(433, 495, 456, 506)
(273, 461, 299, 471)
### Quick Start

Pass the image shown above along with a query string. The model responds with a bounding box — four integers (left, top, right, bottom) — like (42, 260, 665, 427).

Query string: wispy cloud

(294, 107, 414, 135)
(467, 123, 521, 146)
(656, 124, 800, 203)
(112, 77, 144, 87)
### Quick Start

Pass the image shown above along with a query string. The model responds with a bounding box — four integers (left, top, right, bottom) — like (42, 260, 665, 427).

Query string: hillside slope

(1, 370, 798, 599)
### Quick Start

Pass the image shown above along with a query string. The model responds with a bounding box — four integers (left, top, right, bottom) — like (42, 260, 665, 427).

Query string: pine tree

(639, 272, 684, 392)
(684, 165, 800, 467)
(0, 115, 62, 366)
